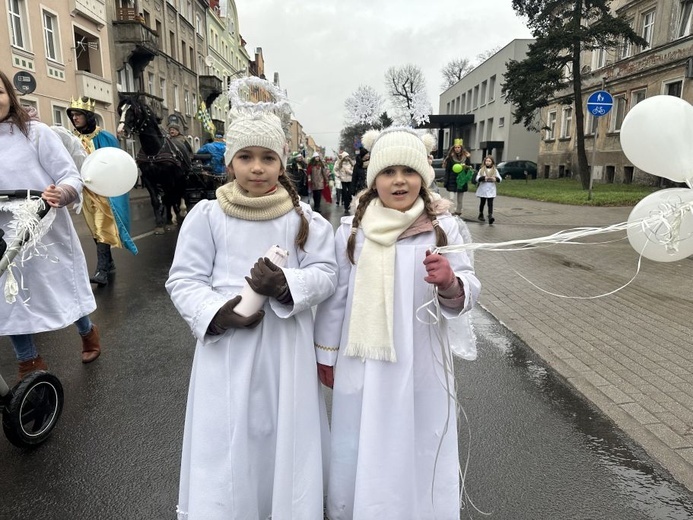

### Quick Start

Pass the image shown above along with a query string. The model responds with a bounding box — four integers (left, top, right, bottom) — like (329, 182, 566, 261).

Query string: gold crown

(68, 96, 95, 113)
(453, 138, 464, 146)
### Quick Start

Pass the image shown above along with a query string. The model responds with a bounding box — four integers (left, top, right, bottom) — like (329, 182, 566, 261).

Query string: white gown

(314, 214, 480, 520)
(0, 121, 95, 335)
(166, 199, 338, 520)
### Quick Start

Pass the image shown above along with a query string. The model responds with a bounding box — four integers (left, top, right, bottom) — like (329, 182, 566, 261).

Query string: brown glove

(246, 258, 293, 305)
(207, 295, 264, 335)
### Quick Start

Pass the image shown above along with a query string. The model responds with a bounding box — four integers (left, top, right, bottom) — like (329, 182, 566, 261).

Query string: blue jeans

(9, 315, 93, 361)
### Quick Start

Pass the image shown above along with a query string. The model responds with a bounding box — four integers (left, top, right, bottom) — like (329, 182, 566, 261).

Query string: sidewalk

(462, 194, 693, 490)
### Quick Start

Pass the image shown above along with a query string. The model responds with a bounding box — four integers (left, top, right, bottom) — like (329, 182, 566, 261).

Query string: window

(478, 121, 485, 144)
(169, 31, 176, 59)
(472, 85, 479, 109)
(619, 24, 633, 60)
(546, 111, 557, 140)
(480, 80, 487, 105)
(117, 64, 135, 92)
(679, 1, 693, 37)
(486, 118, 493, 139)
(665, 80, 683, 97)
(74, 28, 102, 75)
(641, 10, 655, 50)
(52, 106, 66, 126)
(142, 10, 150, 26)
(160, 78, 167, 106)
(9, 0, 28, 49)
(43, 10, 60, 61)
(181, 40, 186, 66)
(591, 47, 606, 70)
(155, 20, 162, 36)
(147, 72, 154, 95)
(196, 14, 202, 34)
(560, 107, 573, 138)
(174, 85, 179, 111)
(608, 94, 627, 132)
(585, 111, 598, 135)
(190, 47, 195, 72)
(499, 117, 505, 127)
(184, 89, 191, 115)
(631, 88, 646, 107)
(446, 102, 451, 115)
(488, 75, 496, 102)
(460, 94, 466, 113)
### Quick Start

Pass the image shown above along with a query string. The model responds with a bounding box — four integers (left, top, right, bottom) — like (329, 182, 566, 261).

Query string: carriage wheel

(2, 371, 64, 448)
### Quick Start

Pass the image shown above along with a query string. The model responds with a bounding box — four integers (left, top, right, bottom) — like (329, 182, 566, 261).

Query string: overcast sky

(236, 1, 533, 154)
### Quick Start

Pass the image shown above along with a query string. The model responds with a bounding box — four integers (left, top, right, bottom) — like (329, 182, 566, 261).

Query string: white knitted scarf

(346, 197, 425, 362)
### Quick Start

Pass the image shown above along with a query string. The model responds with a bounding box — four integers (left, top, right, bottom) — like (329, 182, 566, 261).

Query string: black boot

(478, 213, 485, 221)
(489, 215, 495, 225)
(90, 243, 111, 286)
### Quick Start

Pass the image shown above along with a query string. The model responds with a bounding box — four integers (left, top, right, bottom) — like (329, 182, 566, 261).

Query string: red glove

(317, 363, 334, 388)
(423, 250, 456, 290)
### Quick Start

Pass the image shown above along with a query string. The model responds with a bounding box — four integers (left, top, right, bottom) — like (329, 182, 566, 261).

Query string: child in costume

(314, 127, 481, 519)
(166, 78, 338, 520)
(443, 138, 472, 215)
(475, 155, 502, 224)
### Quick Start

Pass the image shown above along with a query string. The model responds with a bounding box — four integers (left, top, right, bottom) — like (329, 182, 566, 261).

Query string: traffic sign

(586, 90, 613, 118)
(13, 71, 36, 95)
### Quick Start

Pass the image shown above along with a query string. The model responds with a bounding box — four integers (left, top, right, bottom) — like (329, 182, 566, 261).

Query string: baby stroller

(0, 190, 64, 448)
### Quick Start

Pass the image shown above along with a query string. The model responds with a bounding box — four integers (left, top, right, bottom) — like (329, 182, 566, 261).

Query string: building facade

(438, 39, 541, 167)
(539, 0, 693, 184)
(2, 0, 117, 132)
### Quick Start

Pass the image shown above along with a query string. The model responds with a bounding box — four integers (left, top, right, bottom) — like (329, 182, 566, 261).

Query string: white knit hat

(224, 110, 288, 166)
(361, 127, 436, 188)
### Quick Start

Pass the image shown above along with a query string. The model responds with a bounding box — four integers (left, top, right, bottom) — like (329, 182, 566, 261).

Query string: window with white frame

(184, 89, 191, 115)
(641, 10, 655, 50)
(546, 111, 557, 140)
(9, 0, 29, 50)
(608, 94, 627, 132)
(480, 80, 487, 106)
(679, 1, 693, 37)
(116, 64, 135, 92)
(488, 75, 496, 102)
(174, 85, 179, 111)
(196, 14, 202, 34)
(160, 78, 167, 106)
(586, 111, 597, 135)
(147, 72, 154, 95)
(631, 88, 646, 107)
(591, 47, 606, 70)
(499, 117, 505, 127)
(43, 10, 60, 61)
(52, 105, 66, 126)
(560, 107, 573, 138)
(619, 20, 634, 59)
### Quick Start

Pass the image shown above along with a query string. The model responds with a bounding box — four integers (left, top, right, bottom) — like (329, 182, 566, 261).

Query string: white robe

(0, 121, 95, 335)
(166, 199, 338, 520)
(314, 214, 480, 520)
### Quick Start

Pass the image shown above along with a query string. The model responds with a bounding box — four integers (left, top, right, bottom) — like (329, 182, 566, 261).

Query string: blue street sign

(586, 90, 613, 117)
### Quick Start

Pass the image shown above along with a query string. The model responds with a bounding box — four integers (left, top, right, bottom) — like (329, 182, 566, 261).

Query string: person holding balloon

(67, 96, 137, 287)
(0, 70, 101, 377)
(443, 138, 472, 215)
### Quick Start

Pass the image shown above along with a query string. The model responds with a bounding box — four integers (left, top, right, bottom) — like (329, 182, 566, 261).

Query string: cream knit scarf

(346, 197, 425, 362)
(216, 181, 295, 220)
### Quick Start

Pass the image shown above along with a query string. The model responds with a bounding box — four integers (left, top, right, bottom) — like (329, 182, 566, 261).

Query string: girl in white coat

(475, 155, 502, 224)
(314, 127, 481, 520)
(166, 89, 338, 520)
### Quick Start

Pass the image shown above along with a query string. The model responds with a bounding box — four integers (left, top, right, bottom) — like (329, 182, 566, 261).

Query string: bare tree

(384, 64, 428, 125)
(440, 58, 473, 91)
(475, 46, 501, 64)
(344, 85, 385, 127)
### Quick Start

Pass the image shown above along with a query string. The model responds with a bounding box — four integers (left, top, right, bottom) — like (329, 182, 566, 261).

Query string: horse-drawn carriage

(117, 96, 225, 230)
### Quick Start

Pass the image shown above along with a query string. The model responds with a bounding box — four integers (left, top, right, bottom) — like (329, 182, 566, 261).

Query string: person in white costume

(0, 70, 98, 379)
(166, 78, 338, 520)
(314, 127, 481, 520)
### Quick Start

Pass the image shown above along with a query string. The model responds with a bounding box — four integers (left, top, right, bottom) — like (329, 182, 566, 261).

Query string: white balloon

(627, 188, 693, 262)
(619, 95, 693, 183)
(81, 147, 138, 197)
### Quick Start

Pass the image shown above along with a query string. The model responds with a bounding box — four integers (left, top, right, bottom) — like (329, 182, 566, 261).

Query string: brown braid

(419, 188, 448, 247)
(346, 188, 448, 264)
(278, 174, 309, 251)
(346, 187, 380, 264)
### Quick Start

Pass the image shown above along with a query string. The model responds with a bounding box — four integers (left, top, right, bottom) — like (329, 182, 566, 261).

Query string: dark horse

(116, 97, 190, 232)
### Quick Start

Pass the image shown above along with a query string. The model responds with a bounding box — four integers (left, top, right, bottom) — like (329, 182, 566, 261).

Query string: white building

(437, 39, 540, 167)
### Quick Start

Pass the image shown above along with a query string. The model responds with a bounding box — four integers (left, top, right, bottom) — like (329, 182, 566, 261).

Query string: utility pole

(588, 77, 606, 201)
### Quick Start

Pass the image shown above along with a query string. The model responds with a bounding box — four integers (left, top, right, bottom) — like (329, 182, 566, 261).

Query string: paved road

(453, 192, 693, 491)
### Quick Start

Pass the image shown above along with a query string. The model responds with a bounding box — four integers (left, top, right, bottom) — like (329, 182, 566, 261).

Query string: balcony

(75, 71, 113, 105)
(72, 0, 106, 27)
(112, 21, 160, 76)
(199, 75, 223, 107)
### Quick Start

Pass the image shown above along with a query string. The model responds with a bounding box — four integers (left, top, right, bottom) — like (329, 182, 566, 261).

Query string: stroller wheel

(2, 371, 64, 448)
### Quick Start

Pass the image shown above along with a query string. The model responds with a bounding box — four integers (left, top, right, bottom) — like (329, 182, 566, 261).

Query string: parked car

(496, 160, 537, 180)
(431, 158, 445, 183)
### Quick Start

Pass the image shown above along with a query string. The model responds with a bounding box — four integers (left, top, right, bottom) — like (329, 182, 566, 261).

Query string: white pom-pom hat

(362, 127, 436, 188)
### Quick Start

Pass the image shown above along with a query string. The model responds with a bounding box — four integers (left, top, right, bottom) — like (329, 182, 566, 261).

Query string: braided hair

(278, 174, 309, 251)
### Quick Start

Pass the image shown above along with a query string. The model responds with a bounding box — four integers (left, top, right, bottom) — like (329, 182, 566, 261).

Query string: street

(1, 192, 693, 519)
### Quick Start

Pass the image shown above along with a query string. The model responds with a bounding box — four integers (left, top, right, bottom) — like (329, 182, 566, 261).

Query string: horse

(116, 97, 190, 233)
